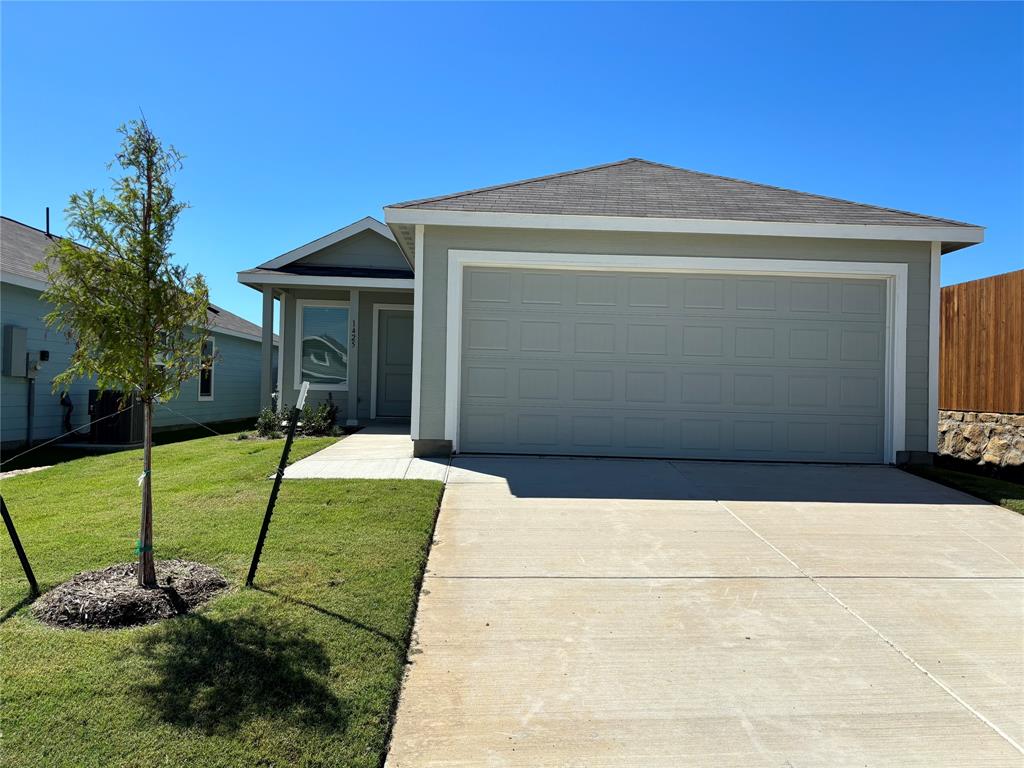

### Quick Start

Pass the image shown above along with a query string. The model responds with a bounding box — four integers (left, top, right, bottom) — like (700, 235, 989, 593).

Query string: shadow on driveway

(449, 455, 989, 505)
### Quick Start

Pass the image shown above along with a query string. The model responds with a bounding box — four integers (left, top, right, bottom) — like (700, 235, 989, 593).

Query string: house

(238, 158, 984, 464)
(1, 215, 277, 449)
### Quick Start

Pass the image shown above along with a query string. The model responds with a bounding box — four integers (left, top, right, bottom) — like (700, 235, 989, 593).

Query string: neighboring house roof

(0, 216, 274, 344)
(388, 158, 979, 229)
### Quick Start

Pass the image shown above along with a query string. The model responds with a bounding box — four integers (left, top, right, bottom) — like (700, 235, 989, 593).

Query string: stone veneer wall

(937, 410, 1024, 466)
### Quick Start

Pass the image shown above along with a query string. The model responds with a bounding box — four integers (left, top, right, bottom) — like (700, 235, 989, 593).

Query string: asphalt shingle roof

(1, 216, 271, 342)
(390, 158, 978, 228)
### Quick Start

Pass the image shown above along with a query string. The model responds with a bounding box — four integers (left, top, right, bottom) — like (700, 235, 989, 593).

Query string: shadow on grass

(133, 612, 348, 735)
(253, 586, 403, 650)
(0, 593, 36, 624)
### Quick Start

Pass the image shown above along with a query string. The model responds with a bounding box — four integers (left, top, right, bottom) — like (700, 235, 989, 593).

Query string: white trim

(444, 249, 908, 463)
(238, 271, 415, 290)
(928, 241, 941, 452)
(370, 304, 414, 420)
(410, 224, 424, 440)
(293, 298, 352, 392)
(385, 208, 983, 247)
(347, 290, 360, 425)
(258, 217, 396, 269)
(1, 273, 49, 292)
(198, 338, 215, 401)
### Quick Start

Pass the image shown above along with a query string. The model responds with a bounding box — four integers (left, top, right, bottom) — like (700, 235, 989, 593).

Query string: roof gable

(388, 158, 978, 229)
(258, 216, 408, 270)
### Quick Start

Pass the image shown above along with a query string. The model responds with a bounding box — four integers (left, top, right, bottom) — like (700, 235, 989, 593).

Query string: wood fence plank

(940, 269, 1024, 413)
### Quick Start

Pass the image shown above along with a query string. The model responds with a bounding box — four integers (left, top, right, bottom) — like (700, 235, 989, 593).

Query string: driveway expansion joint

(715, 497, 1024, 757)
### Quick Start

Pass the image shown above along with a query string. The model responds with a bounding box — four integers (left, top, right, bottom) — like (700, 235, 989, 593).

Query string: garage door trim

(444, 250, 908, 463)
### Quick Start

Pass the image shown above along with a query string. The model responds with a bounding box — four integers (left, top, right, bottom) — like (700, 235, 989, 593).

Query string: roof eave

(237, 269, 415, 291)
(383, 207, 984, 247)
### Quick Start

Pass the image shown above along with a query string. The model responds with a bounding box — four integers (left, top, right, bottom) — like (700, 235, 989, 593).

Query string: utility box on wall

(2, 325, 27, 378)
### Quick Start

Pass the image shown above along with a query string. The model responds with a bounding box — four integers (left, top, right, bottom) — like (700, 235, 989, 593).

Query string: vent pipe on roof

(45, 207, 50, 237)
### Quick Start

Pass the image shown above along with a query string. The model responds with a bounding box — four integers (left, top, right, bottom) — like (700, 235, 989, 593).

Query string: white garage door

(459, 268, 887, 463)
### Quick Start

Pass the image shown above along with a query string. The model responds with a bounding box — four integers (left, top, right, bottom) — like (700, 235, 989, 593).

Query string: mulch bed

(32, 559, 228, 630)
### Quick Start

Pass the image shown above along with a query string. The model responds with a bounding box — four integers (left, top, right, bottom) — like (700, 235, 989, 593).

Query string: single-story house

(238, 158, 984, 464)
(1, 215, 277, 449)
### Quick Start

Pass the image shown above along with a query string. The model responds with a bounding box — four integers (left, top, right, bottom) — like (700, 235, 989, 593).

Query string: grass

(903, 465, 1024, 514)
(0, 433, 444, 768)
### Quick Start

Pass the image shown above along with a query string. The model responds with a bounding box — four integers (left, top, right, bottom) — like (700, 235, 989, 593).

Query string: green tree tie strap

(134, 540, 153, 555)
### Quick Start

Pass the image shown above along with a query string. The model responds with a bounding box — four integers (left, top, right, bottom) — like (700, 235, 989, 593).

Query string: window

(295, 301, 350, 390)
(199, 339, 215, 400)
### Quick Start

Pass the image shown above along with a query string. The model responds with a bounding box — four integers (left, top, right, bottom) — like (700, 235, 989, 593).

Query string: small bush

(299, 400, 336, 437)
(255, 408, 282, 439)
(235, 432, 250, 441)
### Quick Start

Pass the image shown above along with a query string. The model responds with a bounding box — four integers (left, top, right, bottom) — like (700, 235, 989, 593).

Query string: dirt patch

(33, 560, 229, 630)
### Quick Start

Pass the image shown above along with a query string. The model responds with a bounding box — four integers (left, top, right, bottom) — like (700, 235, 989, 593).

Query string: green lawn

(0, 434, 443, 768)
(904, 465, 1024, 514)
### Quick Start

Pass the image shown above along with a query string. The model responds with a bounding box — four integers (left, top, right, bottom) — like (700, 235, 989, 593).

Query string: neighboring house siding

(277, 287, 413, 419)
(1, 282, 93, 446)
(1, 282, 270, 447)
(416, 226, 935, 453)
(151, 332, 271, 430)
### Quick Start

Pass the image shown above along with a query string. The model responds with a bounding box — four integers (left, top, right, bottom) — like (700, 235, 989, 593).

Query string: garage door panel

(463, 359, 882, 418)
(461, 403, 884, 461)
(461, 268, 886, 462)
(466, 314, 882, 370)
(465, 269, 886, 322)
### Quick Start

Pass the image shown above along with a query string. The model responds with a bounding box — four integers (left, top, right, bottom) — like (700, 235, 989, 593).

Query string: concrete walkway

(386, 457, 1024, 767)
(283, 424, 449, 480)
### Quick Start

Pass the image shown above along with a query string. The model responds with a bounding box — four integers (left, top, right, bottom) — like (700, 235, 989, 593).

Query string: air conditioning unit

(88, 390, 144, 444)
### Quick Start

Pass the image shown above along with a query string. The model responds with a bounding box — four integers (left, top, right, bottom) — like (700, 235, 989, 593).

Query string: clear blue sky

(3, 2, 1021, 325)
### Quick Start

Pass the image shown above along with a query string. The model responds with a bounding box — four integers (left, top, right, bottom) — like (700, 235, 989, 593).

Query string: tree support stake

(2, 495, 39, 597)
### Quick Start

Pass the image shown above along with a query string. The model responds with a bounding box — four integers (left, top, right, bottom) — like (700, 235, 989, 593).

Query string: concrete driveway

(386, 458, 1024, 767)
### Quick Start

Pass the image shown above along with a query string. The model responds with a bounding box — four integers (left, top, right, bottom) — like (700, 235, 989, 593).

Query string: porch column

(347, 289, 360, 425)
(260, 285, 274, 410)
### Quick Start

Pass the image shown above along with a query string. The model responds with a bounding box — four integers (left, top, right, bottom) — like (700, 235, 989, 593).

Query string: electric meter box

(2, 325, 27, 377)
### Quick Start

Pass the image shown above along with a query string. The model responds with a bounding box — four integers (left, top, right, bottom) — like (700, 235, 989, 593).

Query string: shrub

(255, 408, 282, 439)
(299, 400, 336, 437)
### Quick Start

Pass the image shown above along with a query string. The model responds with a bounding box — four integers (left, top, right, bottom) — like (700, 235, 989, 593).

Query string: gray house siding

(415, 226, 934, 453)
(1, 282, 92, 446)
(277, 287, 413, 419)
(151, 332, 272, 431)
(1, 282, 271, 447)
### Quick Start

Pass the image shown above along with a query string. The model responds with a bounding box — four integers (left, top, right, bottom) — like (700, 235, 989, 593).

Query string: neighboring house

(937, 268, 1023, 466)
(1, 216, 277, 449)
(239, 158, 984, 464)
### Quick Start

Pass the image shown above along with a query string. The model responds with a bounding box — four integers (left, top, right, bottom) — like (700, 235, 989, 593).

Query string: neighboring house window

(295, 300, 350, 390)
(199, 339, 215, 400)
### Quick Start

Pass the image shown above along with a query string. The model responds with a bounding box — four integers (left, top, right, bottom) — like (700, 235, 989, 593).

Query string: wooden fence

(939, 268, 1024, 414)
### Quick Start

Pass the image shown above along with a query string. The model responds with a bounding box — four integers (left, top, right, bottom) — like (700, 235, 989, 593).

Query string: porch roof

(238, 266, 414, 290)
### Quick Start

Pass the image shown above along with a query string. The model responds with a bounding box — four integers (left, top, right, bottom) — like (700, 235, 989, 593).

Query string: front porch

(237, 216, 416, 426)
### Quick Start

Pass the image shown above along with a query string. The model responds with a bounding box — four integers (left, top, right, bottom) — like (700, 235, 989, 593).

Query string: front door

(374, 307, 413, 418)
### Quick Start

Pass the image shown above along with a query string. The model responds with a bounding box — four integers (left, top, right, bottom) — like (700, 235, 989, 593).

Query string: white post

(347, 288, 360, 425)
(260, 285, 274, 410)
(928, 241, 941, 453)
(410, 224, 424, 440)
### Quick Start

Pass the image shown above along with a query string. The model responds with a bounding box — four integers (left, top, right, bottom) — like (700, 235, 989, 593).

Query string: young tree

(40, 120, 210, 587)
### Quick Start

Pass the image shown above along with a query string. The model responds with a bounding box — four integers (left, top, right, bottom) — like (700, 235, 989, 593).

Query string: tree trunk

(138, 397, 157, 587)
